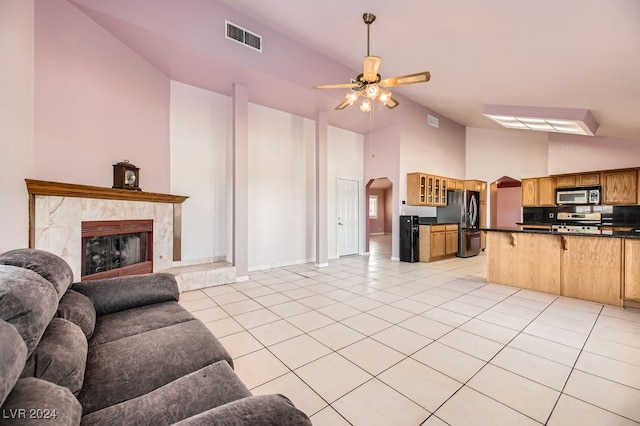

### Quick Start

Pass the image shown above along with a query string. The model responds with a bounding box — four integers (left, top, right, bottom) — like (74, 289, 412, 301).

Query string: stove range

(552, 224, 601, 234)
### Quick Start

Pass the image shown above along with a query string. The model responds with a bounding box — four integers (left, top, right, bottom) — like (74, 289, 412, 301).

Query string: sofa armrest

(173, 394, 313, 426)
(71, 273, 179, 316)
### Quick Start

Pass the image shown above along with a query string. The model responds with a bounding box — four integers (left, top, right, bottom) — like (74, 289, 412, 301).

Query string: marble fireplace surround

(26, 179, 188, 281)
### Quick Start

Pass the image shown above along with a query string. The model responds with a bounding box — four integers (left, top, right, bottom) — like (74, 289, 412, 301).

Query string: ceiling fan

(313, 13, 431, 112)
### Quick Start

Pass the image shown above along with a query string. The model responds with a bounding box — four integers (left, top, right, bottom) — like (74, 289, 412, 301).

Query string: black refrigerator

(400, 215, 420, 262)
(437, 190, 481, 258)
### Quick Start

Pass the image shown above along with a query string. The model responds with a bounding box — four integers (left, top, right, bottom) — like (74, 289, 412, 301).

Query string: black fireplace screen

(84, 233, 147, 276)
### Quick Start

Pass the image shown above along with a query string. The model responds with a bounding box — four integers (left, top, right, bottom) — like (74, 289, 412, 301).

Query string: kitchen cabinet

(464, 180, 483, 192)
(487, 232, 561, 295)
(577, 173, 600, 186)
(555, 173, 600, 188)
(602, 169, 638, 205)
(445, 225, 459, 255)
(624, 239, 640, 302)
(555, 175, 577, 188)
(521, 177, 556, 207)
(486, 231, 624, 306)
(560, 235, 622, 306)
(419, 224, 458, 262)
(451, 179, 464, 190)
(521, 178, 538, 207)
(431, 230, 446, 258)
(407, 173, 451, 206)
(538, 177, 556, 206)
(407, 173, 428, 205)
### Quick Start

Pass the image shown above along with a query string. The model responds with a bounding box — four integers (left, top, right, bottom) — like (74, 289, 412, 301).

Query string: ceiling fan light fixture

(365, 84, 380, 99)
(360, 99, 372, 112)
(345, 92, 359, 105)
(379, 90, 391, 103)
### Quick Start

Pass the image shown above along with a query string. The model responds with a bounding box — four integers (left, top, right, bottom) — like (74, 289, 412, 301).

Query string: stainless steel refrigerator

(437, 190, 481, 258)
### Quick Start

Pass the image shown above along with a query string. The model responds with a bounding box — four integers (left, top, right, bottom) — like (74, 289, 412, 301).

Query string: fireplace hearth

(82, 220, 153, 280)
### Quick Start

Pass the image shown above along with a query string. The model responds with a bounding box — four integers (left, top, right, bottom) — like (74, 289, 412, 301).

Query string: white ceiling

(72, 0, 640, 139)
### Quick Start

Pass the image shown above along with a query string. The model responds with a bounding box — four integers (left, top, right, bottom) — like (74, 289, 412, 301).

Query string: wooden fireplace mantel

(26, 179, 188, 262)
(25, 179, 188, 204)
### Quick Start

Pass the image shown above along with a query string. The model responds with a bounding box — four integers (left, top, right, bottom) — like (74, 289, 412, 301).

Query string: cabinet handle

(561, 236, 568, 251)
(510, 233, 517, 247)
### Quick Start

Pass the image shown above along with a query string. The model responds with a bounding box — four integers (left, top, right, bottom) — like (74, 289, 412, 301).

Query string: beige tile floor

(180, 235, 640, 425)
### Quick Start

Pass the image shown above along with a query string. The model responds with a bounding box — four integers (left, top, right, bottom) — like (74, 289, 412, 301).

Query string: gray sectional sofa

(0, 248, 312, 425)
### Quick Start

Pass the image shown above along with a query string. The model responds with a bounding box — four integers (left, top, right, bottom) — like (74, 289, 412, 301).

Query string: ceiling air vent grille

(225, 21, 262, 52)
(428, 114, 440, 128)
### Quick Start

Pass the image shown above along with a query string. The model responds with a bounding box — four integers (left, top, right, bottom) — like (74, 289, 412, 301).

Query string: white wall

(247, 104, 316, 269)
(170, 81, 231, 262)
(327, 126, 365, 259)
(0, 0, 34, 252)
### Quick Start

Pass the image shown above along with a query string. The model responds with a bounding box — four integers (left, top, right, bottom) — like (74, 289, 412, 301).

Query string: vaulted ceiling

(71, 0, 640, 139)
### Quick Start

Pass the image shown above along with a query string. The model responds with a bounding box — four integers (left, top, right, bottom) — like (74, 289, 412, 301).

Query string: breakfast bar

(482, 228, 640, 307)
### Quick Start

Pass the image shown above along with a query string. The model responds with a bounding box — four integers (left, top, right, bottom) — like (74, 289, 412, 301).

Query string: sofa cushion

(89, 301, 195, 347)
(0, 320, 27, 407)
(0, 248, 73, 299)
(0, 265, 58, 357)
(0, 378, 82, 426)
(72, 273, 179, 316)
(80, 361, 251, 426)
(57, 290, 96, 339)
(21, 318, 88, 396)
(173, 394, 313, 426)
(79, 319, 233, 415)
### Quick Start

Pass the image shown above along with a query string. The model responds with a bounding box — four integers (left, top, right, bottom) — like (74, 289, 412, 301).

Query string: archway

(365, 177, 393, 254)
(490, 176, 522, 228)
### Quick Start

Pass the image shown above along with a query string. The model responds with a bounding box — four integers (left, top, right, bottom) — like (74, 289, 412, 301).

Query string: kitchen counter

(479, 227, 640, 239)
(482, 228, 640, 307)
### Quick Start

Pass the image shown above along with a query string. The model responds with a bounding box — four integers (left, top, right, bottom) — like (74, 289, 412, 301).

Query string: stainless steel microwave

(556, 187, 600, 205)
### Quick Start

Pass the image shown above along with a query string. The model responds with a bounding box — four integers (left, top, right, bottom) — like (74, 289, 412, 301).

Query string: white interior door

(337, 178, 359, 256)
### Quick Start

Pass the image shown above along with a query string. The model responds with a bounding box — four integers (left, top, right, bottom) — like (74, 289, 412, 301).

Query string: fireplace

(82, 220, 153, 280)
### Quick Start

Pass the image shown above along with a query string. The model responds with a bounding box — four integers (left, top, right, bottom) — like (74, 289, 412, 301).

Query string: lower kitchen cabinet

(487, 232, 561, 295)
(419, 224, 458, 262)
(624, 239, 640, 302)
(445, 226, 459, 255)
(560, 236, 622, 306)
(486, 231, 625, 306)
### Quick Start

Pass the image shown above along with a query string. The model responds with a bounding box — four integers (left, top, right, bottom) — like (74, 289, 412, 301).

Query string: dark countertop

(515, 222, 553, 226)
(419, 222, 459, 226)
(477, 227, 640, 240)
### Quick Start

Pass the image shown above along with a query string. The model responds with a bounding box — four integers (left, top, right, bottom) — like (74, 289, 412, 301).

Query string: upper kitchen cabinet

(522, 177, 556, 207)
(555, 172, 600, 188)
(464, 180, 483, 192)
(407, 173, 450, 206)
(602, 169, 638, 205)
(407, 173, 428, 206)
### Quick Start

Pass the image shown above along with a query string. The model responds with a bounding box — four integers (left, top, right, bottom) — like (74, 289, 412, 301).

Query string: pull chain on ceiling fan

(313, 13, 431, 112)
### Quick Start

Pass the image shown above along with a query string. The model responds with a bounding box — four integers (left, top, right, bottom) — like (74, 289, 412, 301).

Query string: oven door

(556, 190, 588, 205)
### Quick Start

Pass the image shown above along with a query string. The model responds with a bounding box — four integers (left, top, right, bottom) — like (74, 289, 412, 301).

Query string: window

(369, 195, 378, 218)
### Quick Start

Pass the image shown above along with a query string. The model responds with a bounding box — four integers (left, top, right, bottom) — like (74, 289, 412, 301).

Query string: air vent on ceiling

(427, 114, 439, 128)
(225, 21, 262, 52)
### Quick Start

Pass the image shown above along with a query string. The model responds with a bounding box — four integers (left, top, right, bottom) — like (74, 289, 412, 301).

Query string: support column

(315, 110, 328, 267)
(232, 84, 249, 280)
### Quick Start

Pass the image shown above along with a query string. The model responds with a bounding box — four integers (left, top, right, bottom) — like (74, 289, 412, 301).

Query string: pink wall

(1, 0, 34, 251)
(369, 188, 386, 234)
(548, 133, 640, 175)
(496, 186, 522, 228)
(34, 0, 170, 192)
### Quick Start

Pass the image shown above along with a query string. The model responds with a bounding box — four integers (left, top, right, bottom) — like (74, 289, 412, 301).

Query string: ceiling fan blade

(313, 83, 360, 89)
(379, 71, 431, 87)
(363, 56, 381, 82)
(335, 99, 352, 110)
(384, 96, 400, 109)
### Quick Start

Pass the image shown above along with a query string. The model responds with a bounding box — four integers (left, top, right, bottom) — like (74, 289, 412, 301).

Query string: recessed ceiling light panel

(482, 105, 599, 136)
